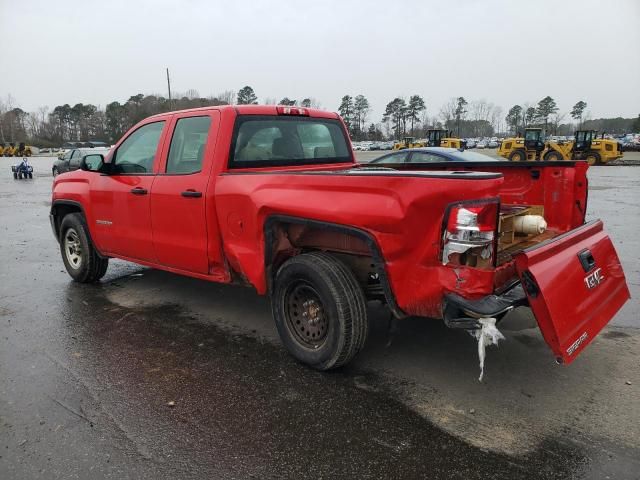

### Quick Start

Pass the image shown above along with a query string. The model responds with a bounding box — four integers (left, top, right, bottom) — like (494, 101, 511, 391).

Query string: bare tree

(216, 90, 235, 105)
(439, 98, 457, 126)
(185, 89, 200, 99)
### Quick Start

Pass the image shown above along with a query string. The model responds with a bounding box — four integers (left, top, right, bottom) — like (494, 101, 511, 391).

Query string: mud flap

(514, 220, 630, 364)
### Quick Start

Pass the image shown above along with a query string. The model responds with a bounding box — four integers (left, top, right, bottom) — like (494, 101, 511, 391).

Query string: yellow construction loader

(14, 142, 33, 157)
(498, 128, 623, 165)
(426, 129, 465, 149)
(393, 136, 423, 150)
(2, 143, 17, 157)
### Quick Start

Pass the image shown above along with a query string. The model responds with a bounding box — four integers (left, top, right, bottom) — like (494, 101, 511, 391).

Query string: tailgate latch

(578, 249, 596, 272)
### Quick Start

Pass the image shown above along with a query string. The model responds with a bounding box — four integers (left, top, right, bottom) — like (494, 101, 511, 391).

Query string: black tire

(28, 172, 33, 179)
(52, 167, 58, 177)
(59, 213, 109, 283)
(543, 151, 563, 161)
(13, 172, 17, 179)
(585, 151, 602, 166)
(509, 149, 526, 162)
(272, 252, 368, 370)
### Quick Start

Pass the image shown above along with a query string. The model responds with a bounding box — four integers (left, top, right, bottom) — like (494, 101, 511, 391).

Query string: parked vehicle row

(352, 141, 394, 151)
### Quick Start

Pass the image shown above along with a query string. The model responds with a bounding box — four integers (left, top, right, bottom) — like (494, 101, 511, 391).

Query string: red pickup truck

(50, 105, 630, 371)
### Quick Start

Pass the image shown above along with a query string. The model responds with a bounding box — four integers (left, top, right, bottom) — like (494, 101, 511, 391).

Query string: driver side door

(90, 120, 168, 261)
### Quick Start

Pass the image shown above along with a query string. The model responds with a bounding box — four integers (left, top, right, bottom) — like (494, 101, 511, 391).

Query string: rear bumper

(443, 282, 528, 329)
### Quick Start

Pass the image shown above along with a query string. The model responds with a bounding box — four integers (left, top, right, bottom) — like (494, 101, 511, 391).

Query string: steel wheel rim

(512, 152, 522, 161)
(586, 155, 597, 165)
(285, 282, 328, 349)
(64, 228, 83, 269)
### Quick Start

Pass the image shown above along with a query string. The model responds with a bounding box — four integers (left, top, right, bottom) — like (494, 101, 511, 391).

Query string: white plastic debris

(471, 317, 505, 382)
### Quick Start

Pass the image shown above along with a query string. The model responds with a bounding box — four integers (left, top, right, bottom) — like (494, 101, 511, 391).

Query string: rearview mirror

(81, 154, 104, 172)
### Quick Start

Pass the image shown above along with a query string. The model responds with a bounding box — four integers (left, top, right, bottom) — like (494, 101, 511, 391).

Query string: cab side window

(374, 151, 409, 163)
(410, 152, 445, 163)
(69, 150, 81, 167)
(166, 116, 211, 174)
(112, 121, 165, 174)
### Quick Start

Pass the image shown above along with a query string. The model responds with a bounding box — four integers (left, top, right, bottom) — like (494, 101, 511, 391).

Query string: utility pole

(166, 68, 172, 110)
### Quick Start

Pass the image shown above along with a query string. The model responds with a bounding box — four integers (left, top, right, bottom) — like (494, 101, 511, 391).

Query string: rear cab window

(166, 116, 211, 174)
(229, 116, 351, 168)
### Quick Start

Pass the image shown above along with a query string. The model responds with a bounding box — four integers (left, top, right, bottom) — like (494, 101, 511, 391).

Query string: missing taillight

(442, 200, 499, 269)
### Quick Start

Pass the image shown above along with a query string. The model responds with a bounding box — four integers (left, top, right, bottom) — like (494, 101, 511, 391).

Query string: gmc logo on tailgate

(584, 268, 604, 289)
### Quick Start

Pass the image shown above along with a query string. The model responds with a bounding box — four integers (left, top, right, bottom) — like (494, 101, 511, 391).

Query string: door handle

(181, 190, 202, 198)
(130, 187, 148, 195)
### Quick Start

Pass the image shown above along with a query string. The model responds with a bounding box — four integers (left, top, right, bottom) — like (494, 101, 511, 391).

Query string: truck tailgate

(514, 220, 630, 364)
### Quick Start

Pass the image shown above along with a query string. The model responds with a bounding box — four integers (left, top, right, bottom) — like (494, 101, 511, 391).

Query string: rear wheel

(509, 149, 526, 162)
(60, 213, 109, 283)
(272, 252, 368, 370)
(585, 151, 602, 166)
(13, 172, 17, 179)
(52, 167, 58, 177)
(28, 172, 33, 179)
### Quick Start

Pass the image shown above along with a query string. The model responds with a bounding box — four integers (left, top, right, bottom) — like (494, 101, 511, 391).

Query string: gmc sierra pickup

(50, 105, 630, 371)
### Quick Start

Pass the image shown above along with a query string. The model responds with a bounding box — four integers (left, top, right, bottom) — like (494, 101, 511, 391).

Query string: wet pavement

(1, 157, 639, 479)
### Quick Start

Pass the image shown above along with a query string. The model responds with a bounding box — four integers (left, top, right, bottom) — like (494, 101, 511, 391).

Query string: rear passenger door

(150, 112, 222, 275)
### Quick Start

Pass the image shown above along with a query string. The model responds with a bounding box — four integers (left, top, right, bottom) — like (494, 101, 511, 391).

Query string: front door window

(112, 122, 165, 174)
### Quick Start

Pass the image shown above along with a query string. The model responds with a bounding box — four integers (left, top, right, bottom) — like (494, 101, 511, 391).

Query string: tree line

(0, 86, 638, 147)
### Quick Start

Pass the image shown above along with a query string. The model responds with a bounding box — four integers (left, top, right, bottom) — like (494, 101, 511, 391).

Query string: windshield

(230, 116, 351, 168)
(525, 130, 542, 141)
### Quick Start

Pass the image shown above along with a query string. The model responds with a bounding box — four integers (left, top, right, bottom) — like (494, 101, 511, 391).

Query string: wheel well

(51, 202, 83, 239)
(264, 216, 405, 318)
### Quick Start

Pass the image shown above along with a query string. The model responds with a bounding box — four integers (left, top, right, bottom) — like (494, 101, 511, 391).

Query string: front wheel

(52, 167, 58, 177)
(272, 252, 368, 370)
(59, 213, 109, 283)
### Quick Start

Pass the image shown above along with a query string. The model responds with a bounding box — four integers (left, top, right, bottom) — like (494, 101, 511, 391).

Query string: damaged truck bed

(370, 160, 630, 365)
(50, 105, 630, 371)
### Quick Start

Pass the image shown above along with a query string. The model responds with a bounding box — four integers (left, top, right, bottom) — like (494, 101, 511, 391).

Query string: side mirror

(81, 154, 104, 172)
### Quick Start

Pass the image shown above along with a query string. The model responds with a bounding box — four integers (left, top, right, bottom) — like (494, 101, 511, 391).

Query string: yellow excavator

(498, 128, 623, 165)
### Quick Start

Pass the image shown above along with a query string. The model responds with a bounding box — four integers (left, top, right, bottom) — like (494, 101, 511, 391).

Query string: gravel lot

(1, 156, 638, 479)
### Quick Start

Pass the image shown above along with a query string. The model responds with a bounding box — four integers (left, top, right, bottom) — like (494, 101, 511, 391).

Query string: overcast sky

(1, 0, 638, 123)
